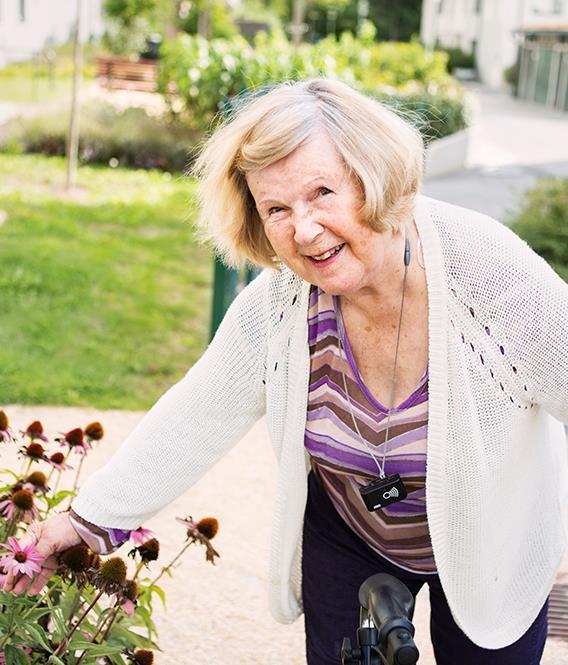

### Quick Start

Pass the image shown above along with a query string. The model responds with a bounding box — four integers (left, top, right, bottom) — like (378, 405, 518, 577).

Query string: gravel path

(1, 405, 568, 664)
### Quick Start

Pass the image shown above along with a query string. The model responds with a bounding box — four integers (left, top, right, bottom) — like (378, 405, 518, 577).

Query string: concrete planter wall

(424, 128, 470, 178)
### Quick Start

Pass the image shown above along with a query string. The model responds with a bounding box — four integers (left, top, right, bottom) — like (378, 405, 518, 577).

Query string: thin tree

(291, 0, 306, 49)
(66, 0, 83, 190)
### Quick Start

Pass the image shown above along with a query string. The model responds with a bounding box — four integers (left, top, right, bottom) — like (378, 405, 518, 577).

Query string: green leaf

(23, 623, 51, 651)
(44, 594, 67, 640)
(44, 490, 76, 511)
(110, 624, 160, 650)
(47, 656, 66, 665)
(149, 583, 167, 608)
(3, 645, 30, 665)
(68, 640, 123, 656)
(0, 469, 20, 479)
(133, 605, 156, 639)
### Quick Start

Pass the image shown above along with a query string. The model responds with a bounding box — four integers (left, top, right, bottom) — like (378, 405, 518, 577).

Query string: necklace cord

(335, 234, 409, 479)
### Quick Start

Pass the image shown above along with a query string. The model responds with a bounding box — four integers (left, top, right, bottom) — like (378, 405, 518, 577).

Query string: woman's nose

(293, 211, 324, 246)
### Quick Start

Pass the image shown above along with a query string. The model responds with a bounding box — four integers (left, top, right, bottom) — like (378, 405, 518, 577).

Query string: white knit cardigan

(72, 194, 568, 649)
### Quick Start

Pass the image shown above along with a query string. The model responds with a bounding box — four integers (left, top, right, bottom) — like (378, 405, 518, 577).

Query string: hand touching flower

(0, 536, 44, 578)
(2, 512, 82, 595)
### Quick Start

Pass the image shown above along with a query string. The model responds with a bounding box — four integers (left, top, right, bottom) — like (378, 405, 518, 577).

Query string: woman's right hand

(2, 511, 83, 596)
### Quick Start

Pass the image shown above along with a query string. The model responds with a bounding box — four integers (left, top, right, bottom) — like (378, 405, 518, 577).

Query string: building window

(475, 0, 483, 12)
(19, 0, 25, 21)
(553, 0, 563, 12)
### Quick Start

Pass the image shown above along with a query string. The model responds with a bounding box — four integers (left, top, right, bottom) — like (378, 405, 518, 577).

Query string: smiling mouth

(308, 243, 345, 262)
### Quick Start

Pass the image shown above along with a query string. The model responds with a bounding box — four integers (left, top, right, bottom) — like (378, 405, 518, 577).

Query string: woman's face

(246, 130, 394, 297)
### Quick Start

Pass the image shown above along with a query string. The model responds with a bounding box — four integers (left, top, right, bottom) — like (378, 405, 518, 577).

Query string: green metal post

(210, 256, 239, 341)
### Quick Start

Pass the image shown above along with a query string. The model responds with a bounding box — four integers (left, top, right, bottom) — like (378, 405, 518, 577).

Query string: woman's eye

(268, 206, 283, 216)
(319, 187, 332, 196)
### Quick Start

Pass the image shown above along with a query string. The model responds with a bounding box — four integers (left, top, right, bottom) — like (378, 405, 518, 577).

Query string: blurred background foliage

(509, 178, 568, 282)
(0, 0, 478, 408)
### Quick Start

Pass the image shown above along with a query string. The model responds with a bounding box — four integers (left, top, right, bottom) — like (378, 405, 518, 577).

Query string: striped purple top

(304, 285, 436, 574)
(68, 507, 132, 555)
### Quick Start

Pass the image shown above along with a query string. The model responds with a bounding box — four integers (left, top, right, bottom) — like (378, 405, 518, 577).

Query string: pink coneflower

(176, 515, 220, 564)
(129, 527, 155, 546)
(0, 489, 40, 523)
(0, 536, 44, 577)
(85, 421, 104, 441)
(46, 451, 73, 472)
(0, 410, 15, 443)
(21, 420, 49, 442)
(18, 442, 47, 463)
(56, 428, 91, 455)
(22, 471, 49, 495)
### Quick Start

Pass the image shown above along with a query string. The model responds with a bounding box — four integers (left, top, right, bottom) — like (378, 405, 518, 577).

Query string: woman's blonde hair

(191, 78, 424, 269)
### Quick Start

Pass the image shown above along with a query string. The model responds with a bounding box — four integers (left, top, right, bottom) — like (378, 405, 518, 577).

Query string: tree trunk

(65, 0, 82, 190)
(291, 0, 306, 50)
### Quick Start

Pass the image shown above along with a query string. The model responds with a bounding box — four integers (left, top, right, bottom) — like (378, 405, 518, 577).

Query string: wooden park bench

(96, 57, 159, 93)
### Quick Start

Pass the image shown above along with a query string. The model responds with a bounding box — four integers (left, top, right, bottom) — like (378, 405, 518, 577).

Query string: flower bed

(0, 410, 219, 664)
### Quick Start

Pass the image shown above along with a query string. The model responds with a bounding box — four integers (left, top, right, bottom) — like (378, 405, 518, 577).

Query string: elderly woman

(4, 78, 568, 665)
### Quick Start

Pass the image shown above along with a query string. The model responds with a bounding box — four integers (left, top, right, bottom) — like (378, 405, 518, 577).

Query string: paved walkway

(423, 83, 568, 221)
(2, 406, 568, 664)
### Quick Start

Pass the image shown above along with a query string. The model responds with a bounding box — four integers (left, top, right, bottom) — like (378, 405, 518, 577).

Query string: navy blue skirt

(301, 470, 548, 665)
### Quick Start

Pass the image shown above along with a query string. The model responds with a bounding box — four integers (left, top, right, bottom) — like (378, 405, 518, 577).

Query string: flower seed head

(60, 544, 93, 572)
(138, 538, 159, 562)
(196, 517, 219, 540)
(133, 650, 154, 665)
(100, 557, 127, 585)
(25, 420, 44, 438)
(123, 579, 139, 601)
(65, 428, 84, 446)
(85, 422, 104, 440)
(26, 471, 47, 488)
(0, 411, 8, 431)
(12, 489, 34, 511)
(50, 452, 65, 464)
(25, 442, 45, 459)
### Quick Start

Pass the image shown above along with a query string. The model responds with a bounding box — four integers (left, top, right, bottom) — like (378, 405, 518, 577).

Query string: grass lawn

(0, 77, 74, 104)
(0, 154, 214, 409)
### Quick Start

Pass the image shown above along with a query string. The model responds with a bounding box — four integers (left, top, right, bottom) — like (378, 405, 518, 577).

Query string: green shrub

(158, 31, 468, 139)
(1, 102, 201, 172)
(504, 61, 519, 88)
(179, 0, 239, 39)
(438, 46, 475, 72)
(376, 89, 470, 145)
(508, 178, 568, 281)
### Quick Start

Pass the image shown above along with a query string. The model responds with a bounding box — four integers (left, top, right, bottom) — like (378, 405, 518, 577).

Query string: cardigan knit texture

(71, 194, 568, 649)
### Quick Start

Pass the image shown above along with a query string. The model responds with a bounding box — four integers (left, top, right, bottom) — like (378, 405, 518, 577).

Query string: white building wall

(421, 0, 568, 89)
(0, 0, 104, 68)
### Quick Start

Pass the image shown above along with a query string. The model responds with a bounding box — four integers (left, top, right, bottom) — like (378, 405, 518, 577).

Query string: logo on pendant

(383, 487, 400, 500)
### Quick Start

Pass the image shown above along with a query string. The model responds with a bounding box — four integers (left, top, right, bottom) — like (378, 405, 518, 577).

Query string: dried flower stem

(75, 600, 119, 665)
(149, 540, 193, 588)
(131, 560, 145, 582)
(19, 457, 33, 479)
(53, 588, 104, 658)
(3, 517, 18, 540)
(51, 450, 72, 494)
(71, 454, 85, 492)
